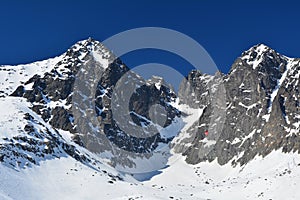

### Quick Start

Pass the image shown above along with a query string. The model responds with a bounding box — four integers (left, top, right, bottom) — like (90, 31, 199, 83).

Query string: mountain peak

(239, 43, 286, 70)
(60, 38, 116, 71)
(243, 43, 274, 57)
(72, 37, 100, 51)
(251, 43, 270, 50)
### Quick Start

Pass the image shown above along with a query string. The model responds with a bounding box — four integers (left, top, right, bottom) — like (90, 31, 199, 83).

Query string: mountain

(0, 40, 299, 199)
(4, 38, 181, 173)
(174, 44, 300, 166)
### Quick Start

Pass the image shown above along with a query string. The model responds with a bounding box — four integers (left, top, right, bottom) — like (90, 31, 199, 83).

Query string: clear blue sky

(1, 0, 300, 75)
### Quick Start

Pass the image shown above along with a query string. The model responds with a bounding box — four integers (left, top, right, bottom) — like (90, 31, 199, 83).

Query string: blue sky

(1, 0, 300, 75)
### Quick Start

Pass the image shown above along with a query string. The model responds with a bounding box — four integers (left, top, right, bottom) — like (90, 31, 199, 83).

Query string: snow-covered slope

(1, 149, 300, 200)
(0, 56, 62, 97)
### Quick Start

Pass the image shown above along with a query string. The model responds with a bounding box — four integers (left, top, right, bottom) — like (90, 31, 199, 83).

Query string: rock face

(1, 40, 299, 171)
(175, 44, 300, 166)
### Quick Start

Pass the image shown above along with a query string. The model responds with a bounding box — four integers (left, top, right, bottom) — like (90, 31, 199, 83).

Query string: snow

(92, 50, 109, 69)
(285, 114, 300, 137)
(203, 138, 216, 147)
(242, 44, 269, 69)
(232, 137, 241, 144)
(159, 116, 184, 139)
(2, 150, 300, 200)
(262, 114, 270, 122)
(143, 151, 300, 200)
(0, 97, 29, 141)
(47, 99, 71, 109)
(267, 58, 294, 115)
(0, 55, 62, 96)
(148, 76, 164, 90)
(241, 129, 256, 144)
(239, 82, 244, 88)
(238, 102, 257, 110)
(294, 116, 300, 129)
(0, 157, 130, 200)
(170, 100, 203, 143)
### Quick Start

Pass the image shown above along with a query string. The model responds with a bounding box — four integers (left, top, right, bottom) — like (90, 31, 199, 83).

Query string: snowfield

(0, 96, 299, 200)
(1, 150, 300, 200)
